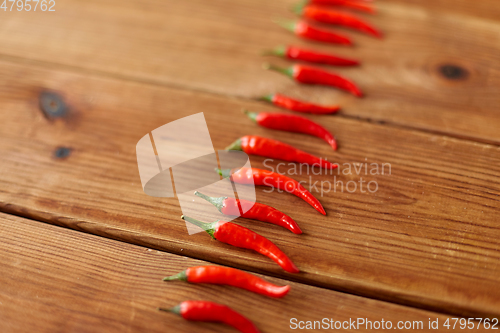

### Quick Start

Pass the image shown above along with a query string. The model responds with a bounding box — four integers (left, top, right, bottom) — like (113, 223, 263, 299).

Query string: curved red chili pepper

(217, 167, 326, 215)
(265, 63, 363, 97)
(244, 111, 338, 151)
(194, 191, 302, 234)
(261, 93, 340, 114)
(294, 4, 382, 38)
(309, 0, 376, 14)
(263, 45, 359, 66)
(226, 135, 337, 169)
(163, 265, 291, 298)
(181, 215, 300, 273)
(275, 19, 352, 45)
(159, 300, 260, 333)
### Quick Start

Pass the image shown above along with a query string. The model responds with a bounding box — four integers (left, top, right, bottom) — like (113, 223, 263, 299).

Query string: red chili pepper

(244, 110, 338, 151)
(217, 167, 326, 215)
(263, 45, 359, 66)
(181, 215, 300, 273)
(195, 191, 302, 234)
(265, 63, 363, 97)
(309, 0, 376, 14)
(226, 135, 337, 169)
(275, 19, 352, 45)
(163, 265, 291, 298)
(294, 4, 381, 38)
(159, 300, 260, 333)
(261, 93, 340, 114)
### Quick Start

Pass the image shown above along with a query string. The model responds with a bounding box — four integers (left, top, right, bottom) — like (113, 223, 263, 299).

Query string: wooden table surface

(0, 0, 499, 332)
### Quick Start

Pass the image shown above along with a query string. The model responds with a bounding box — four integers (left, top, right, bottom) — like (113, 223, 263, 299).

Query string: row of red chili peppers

(263, 0, 383, 101)
(161, 265, 291, 332)
(160, 1, 381, 331)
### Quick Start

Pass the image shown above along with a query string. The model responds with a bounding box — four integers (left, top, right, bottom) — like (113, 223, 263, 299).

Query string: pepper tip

(280, 285, 292, 297)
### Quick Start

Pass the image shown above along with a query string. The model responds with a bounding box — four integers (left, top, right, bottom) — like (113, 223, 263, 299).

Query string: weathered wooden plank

(0, 0, 499, 143)
(383, 0, 500, 21)
(0, 213, 465, 333)
(0, 61, 499, 318)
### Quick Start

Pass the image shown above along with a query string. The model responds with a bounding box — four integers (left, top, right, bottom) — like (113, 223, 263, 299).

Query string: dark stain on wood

(439, 64, 469, 81)
(39, 91, 68, 119)
(54, 147, 72, 159)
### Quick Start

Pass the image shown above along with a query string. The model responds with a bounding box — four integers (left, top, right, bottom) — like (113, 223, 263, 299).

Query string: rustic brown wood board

(2, 212, 480, 333)
(0, 0, 499, 144)
(0, 58, 499, 320)
(0, 0, 499, 331)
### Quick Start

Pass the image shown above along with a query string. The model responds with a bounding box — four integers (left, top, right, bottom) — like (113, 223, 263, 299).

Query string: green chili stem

(259, 94, 275, 103)
(273, 19, 297, 33)
(181, 215, 216, 239)
(225, 138, 243, 151)
(158, 305, 181, 315)
(263, 63, 294, 79)
(292, 1, 306, 15)
(242, 109, 258, 123)
(216, 168, 232, 179)
(163, 270, 188, 282)
(261, 45, 287, 57)
(194, 191, 226, 212)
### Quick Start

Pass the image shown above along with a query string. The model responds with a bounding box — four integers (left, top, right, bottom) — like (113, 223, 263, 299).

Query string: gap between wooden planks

(0, 212, 473, 333)
(0, 0, 499, 144)
(0, 60, 499, 318)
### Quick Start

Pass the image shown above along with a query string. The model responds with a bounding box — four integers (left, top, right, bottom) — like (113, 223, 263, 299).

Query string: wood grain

(383, 0, 500, 21)
(0, 0, 499, 143)
(0, 213, 464, 333)
(0, 60, 499, 318)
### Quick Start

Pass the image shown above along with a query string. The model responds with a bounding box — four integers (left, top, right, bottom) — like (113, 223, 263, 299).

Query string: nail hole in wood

(40, 92, 67, 118)
(54, 147, 72, 159)
(439, 65, 469, 81)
